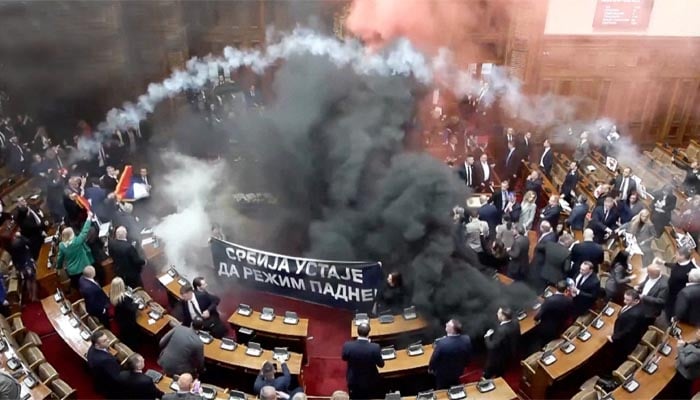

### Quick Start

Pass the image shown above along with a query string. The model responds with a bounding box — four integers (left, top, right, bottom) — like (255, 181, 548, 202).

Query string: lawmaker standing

(109, 277, 139, 349)
(483, 307, 520, 379)
(428, 319, 472, 389)
(108, 226, 146, 289)
(341, 323, 384, 399)
(56, 213, 94, 290)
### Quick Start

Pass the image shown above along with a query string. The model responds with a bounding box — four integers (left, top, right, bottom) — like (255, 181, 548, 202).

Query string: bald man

(79, 266, 110, 327)
(108, 226, 145, 288)
(635, 259, 669, 323)
(569, 228, 604, 278)
(162, 373, 202, 400)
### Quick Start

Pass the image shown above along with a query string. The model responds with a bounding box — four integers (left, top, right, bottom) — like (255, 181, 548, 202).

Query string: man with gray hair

(675, 268, 700, 326)
(162, 373, 202, 400)
(79, 265, 110, 327)
(259, 386, 278, 400)
(108, 225, 145, 288)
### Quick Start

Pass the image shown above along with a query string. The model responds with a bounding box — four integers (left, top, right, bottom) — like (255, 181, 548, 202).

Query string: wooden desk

(350, 316, 428, 341)
(403, 377, 518, 400)
(609, 322, 696, 400)
(228, 310, 309, 355)
(378, 345, 433, 378)
(41, 297, 92, 360)
(157, 270, 188, 301)
(528, 303, 622, 399)
(101, 285, 171, 336)
(156, 376, 232, 400)
(202, 338, 303, 375)
(497, 272, 540, 335)
(0, 334, 52, 400)
(36, 243, 58, 299)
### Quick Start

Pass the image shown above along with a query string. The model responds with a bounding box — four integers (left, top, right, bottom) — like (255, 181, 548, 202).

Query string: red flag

(74, 195, 91, 211)
(115, 165, 133, 201)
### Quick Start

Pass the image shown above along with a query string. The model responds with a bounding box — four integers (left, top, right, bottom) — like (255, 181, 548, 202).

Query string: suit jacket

(540, 241, 570, 285)
(108, 239, 145, 288)
(79, 276, 109, 318)
(560, 171, 579, 198)
(589, 206, 619, 243)
(614, 176, 637, 202)
(541, 204, 562, 228)
(651, 191, 677, 226)
(158, 326, 205, 376)
(474, 162, 492, 188)
(118, 370, 164, 400)
(87, 346, 122, 398)
(567, 204, 589, 231)
(478, 204, 500, 234)
(484, 320, 520, 375)
(524, 178, 543, 197)
(507, 235, 530, 279)
(491, 190, 511, 218)
(429, 335, 472, 386)
(612, 304, 648, 356)
(179, 290, 221, 327)
(573, 140, 590, 163)
(503, 148, 520, 179)
(677, 341, 700, 380)
(572, 273, 600, 315)
(638, 275, 669, 319)
(569, 241, 604, 277)
(6, 144, 25, 173)
(457, 162, 476, 188)
(341, 339, 384, 387)
(535, 293, 573, 343)
(675, 284, 700, 326)
(538, 148, 553, 176)
(253, 363, 291, 393)
(666, 261, 696, 318)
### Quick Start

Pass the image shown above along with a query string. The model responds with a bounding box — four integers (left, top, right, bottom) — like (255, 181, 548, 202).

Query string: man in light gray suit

(573, 131, 590, 164)
(162, 373, 203, 400)
(635, 259, 669, 324)
(158, 318, 205, 377)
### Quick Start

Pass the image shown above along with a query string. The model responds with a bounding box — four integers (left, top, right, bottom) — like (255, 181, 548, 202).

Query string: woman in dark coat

(374, 272, 407, 315)
(109, 277, 139, 349)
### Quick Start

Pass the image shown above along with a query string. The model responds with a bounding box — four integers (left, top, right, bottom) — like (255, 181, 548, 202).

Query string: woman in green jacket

(56, 212, 94, 290)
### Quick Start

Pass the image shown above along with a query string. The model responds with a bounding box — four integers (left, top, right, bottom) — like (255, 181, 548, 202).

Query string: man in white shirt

(571, 261, 600, 315)
(477, 153, 491, 189)
(635, 259, 669, 322)
(539, 139, 553, 178)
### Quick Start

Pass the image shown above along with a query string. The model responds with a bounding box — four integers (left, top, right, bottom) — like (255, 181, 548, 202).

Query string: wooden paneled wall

(531, 37, 700, 146)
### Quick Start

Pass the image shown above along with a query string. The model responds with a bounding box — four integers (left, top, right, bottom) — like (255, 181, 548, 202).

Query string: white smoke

(152, 151, 226, 271)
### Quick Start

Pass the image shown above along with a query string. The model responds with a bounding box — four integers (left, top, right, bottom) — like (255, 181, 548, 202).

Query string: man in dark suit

(507, 224, 530, 281)
(539, 233, 573, 287)
(560, 161, 579, 205)
(118, 353, 164, 400)
(651, 185, 677, 237)
(666, 247, 696, 321)
(675, 269, 700, 326)
(158, 318, 205, 376)
(571, 261, 600, 316)
(540, 195, 562, 228)
(478, 199, 500, 236)
(589, 197, 619, 243)
(254, 361, 291, 394)
(538, 139, 553, 178)
(635, 260, 669, 323)
(457, 155, 477, 188)
(100, 166, 119, 192)
(607, 290, 648, 365)
(14, 196, 48, 259)
(483, 307, 520, 379)
(108, 226, 146, 289)
(429, 319, 472, 389)
(503, 141, 520, 182)
(87, 330, 122, 399)
(518, 131, 532, 162)
(535, 281, 573, 348)
(537, 220, 557, 244)
(569, 229, 604, 277)
(79, 266, 110, 328)
(567, 195, 589, 231)
(491, 180, 512, 219)
(5, 136, 25, 174)
(474, 153, 493, 190)
(342, 323, 384, 399)
(613, 167, 637, 203)
(177, 282, 227, 338)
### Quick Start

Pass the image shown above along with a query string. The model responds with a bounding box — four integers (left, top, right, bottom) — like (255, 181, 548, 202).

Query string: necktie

(466, 165, 472, 186)
(507, 150, 513, 165)
(576, 275, 583, 288)
(604, 209, 609, 221)
(621, 178, 628, 200)
(190, 300, 202, 317)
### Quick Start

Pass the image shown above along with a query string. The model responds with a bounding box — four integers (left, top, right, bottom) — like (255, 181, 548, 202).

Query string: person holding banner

(56, 212, 95, 291)
(374, 272, 407, 315)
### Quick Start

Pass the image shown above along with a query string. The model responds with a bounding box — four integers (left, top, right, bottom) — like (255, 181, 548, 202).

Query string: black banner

(211, 238, 383, 311)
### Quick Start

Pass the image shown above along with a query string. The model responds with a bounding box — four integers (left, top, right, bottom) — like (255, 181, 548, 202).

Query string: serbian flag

(115, 165, 134, 201)
(74, 194, 91, 211)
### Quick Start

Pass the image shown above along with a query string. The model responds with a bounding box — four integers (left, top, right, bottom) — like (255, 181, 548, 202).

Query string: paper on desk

(148, 318, 156, 325)
(141, 237, 155, 246)
(158, 274, 174, 286)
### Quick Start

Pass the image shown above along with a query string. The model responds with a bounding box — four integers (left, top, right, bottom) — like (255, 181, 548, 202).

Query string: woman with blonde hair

(618, 208, 656, 266)
(109, 277, 139, 349)
(519, 190, 537, 231)
(56, 212, 94, 290)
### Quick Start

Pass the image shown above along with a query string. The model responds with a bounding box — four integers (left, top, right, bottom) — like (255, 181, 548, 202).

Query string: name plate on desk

(407, 343, 424, 356)
(236, 304, 252, 316)
(542, 353, 557, 366)
(378, 314, 395, 324)
(623, 379, 639, 392)
(148, 310, 162, 320)
(23, 374, 37, 389)
(578, 330, 592, 342)
(604, 306, 615, 316)
(228, 391, 247, 400)
(198, 331, 213, 344)
(532, 302, 542, 310)
(59, 303, 70, 315)
(561, 342, 576, 354)
(593, 318, 605, 330)
(176, 277, 188, 286)
(69, 317, 80, 328)
(220, 338, 237, 351)
(273, 347, 290, 362)
(643, 361, 658, 374)
(517, 311, 527, 321)
(381, 347, 396, 360)
(477, 379, 495, 393)
(660, 343, 672, 356)
(6, 358, 20, 371)
(283, 311, 299, 325)
(416, 390, 435, 400)
(354, 313, 369, 326)
(447, 386, 466, 400)
(201, 386, 216, 400)
(402, 306, 417, 320)
(80, 330, 91, 341)
(53, 290, 63, 302)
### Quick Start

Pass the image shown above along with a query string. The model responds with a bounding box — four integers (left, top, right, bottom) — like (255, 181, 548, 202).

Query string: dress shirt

(539, 148, 550, 168)
(481, 162, 490, 181)
(642, 276, 661, 296)
(188, 296, 203, 318)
